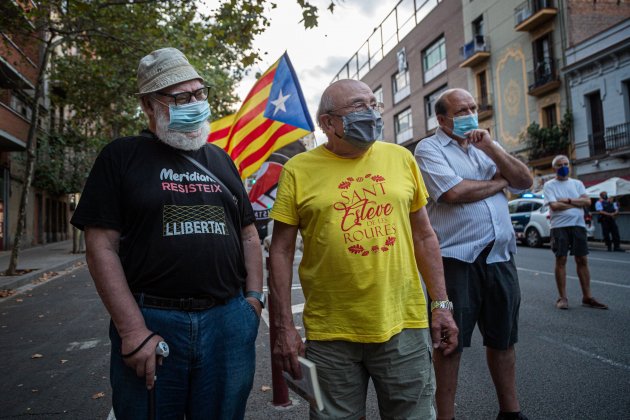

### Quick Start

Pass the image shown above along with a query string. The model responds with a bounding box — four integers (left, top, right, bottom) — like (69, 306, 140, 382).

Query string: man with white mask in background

(71, 47, 263, 419)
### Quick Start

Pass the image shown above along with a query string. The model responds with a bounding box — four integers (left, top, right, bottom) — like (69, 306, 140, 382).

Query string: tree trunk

(6, 38, 53, 275)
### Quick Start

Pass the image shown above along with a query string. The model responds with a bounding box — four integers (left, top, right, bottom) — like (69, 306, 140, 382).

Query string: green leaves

(526, 110, 573, 160)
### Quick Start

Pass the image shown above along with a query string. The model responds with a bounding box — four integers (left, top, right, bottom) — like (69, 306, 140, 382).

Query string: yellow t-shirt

(270, 141, 430, 342)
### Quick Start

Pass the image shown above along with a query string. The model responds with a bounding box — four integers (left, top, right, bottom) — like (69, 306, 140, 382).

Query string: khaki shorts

(305, 328, 435, 420)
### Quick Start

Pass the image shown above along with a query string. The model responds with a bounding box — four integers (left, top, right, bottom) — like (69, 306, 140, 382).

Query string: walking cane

(148, 341, 170, 420)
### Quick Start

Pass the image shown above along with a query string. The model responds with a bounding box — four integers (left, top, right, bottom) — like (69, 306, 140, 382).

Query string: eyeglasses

(154, 86, 209, 106)
(328, 101, 384, 115)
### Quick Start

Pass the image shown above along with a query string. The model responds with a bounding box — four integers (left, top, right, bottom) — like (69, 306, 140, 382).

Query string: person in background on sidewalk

(543, 155, 608, 310)
(269, 79, 458, 420)
(595, 191, 625, 252)
(71, 47, 263, 419)
(415, 88, 532, 420)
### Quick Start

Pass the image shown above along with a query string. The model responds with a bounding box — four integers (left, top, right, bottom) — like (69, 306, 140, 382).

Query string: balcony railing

(605, 122, 630, 150)
(514, 0, 556, 31)
(528, 58, 560, 96)
(588, 123, 630, 157)
(333, 0, 443, 82)
(588, 123, 630, 156)
(459, 36, 490, 68)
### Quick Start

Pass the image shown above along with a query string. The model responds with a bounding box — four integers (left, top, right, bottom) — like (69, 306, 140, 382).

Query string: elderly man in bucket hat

(71, 47, 263, 419)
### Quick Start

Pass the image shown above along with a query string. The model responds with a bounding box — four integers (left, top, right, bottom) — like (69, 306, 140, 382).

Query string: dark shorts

(550, 226, 589, 257)
(436, 247, 520, 352)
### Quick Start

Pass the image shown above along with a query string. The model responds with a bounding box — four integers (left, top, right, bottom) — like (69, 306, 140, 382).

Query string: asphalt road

(1, 246, 629, 419)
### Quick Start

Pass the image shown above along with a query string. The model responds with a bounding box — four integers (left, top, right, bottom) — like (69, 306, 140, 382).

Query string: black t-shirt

(71, 130, 256, 299)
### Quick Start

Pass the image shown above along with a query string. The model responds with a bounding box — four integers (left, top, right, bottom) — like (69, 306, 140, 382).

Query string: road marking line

(588, 257, 630, 264)
(66, 339, 100, 351)
(517, 267, 630, 289)
(261, 303, 304, 328)
(539, 335, 630, 372)
(262, 284, 303, 292)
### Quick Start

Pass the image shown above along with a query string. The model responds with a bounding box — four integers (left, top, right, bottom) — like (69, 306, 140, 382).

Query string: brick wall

(566, 0, 630, 47)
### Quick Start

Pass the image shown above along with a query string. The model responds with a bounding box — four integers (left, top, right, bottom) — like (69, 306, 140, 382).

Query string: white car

(508, 197, 594, 247)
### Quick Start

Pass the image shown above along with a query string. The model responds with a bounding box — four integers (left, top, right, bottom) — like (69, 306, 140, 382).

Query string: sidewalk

(0, 240, 85, 292)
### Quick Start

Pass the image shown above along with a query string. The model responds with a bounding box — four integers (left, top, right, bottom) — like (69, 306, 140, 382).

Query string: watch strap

(430, 300, 453, 312)
(245, 291, 266, 308)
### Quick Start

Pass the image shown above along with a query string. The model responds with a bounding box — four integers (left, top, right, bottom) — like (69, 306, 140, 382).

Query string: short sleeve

(269, 166, 299, 226)
(543, 183, 556, 204)
(414, 141, 463, 202)
(407, 153, 429, 212)
(595, 201, 603, 211)
(71, 145, 122, 231)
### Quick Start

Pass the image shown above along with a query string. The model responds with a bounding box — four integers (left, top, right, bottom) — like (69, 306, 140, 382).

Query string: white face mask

(154, 102, 209, 151)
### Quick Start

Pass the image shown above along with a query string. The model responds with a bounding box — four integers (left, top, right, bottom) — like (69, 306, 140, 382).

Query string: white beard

(154, 105, 209, 151)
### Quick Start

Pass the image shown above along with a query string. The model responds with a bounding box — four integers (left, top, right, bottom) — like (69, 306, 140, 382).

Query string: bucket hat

(136, 47, 203, 95)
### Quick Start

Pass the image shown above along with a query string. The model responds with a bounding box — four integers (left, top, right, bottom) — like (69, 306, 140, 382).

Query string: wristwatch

(245, 290, 266, 308)
(430, 300, 453, 312)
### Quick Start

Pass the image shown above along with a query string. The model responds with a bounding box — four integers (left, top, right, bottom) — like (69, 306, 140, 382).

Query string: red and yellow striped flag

(208, 53, 314, 179)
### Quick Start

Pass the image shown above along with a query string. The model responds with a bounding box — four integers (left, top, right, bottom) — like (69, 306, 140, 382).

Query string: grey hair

(552, 154, 569, 167)
(316, 90, 336, 129)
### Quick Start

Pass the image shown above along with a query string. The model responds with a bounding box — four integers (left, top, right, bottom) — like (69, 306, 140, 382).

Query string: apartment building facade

(332, 0, 467, 152)
(564, 11, 630, 186)
(0, 1, 70, 250)
(334, 0, 629, 191)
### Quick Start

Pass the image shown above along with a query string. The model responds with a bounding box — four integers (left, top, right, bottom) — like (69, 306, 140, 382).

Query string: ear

(140, 96, 156, 119)
(318, 114, 333, 133)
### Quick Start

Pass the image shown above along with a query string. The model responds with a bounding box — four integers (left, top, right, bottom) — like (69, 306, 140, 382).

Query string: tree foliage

(0, 0, 337, 270)
(1, 0, 339, 193)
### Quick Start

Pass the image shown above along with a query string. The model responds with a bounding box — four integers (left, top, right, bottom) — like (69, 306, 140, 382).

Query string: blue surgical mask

(168, 100, 210, 132)
(450, 113, 479, 138)
(556, 166, 570, 177)
(338, 108, 384, 149)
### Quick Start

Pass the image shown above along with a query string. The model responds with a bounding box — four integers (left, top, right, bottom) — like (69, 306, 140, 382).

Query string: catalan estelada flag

(208, 52, 314, 179)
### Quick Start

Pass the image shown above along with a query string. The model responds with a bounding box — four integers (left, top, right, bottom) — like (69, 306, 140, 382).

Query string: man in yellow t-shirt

(269, 79, 458, 420)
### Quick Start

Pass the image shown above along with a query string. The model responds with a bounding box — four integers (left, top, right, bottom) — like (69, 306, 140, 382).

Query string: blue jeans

(109, 294, 259, 420)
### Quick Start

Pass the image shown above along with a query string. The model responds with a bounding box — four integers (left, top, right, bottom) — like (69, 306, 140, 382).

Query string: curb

(0, 255, 86, 292)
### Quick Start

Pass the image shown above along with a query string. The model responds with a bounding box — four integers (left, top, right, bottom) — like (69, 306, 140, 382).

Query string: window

(508, 201, 517, 214)
(477, 71, 489, 108)
(532, 33, 555, 87)
(424, 86, 447, 131)
(623, 80, 630, 121)
(473, 15, 484, 37)
(587, 91, 605, 155)
(395, 108, 413, 144)
(542, 104, 557, 128)
(373, 87, 384, 141)
(373, 86, 383, 105)
(423, 36, 447, 83)
(10, 93, 32, 120)
(392, 70, 410, 104)
(516, 202, 534, 213)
